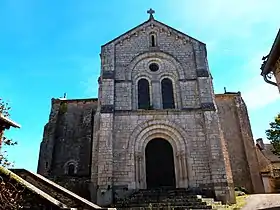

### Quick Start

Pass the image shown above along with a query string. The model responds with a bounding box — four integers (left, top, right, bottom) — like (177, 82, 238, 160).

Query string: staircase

(113, 188, 214, 209)
(11, 169, 112, 210)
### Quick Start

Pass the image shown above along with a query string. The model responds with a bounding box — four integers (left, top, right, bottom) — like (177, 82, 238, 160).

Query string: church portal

(145, 138, 176, 188)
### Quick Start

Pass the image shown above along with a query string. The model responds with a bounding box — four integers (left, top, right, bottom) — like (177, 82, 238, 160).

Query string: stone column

(139, 154, 144, 188)
(135, 152, 142, 189)
(151, 80, 161, 109)
(176, 152, 182, 187)
(181, 152, 188, 187)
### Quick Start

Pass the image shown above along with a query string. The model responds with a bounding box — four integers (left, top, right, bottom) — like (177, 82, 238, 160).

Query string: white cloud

(242, 77, 279, 110)
(182, 0, 280, 28)
(171, 0, 280, 109)
(171, 0, 280, 49)
(238, 52, 279, 110)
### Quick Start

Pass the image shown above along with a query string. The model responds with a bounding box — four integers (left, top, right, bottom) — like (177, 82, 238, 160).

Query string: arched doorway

(145, 138, 176, 188)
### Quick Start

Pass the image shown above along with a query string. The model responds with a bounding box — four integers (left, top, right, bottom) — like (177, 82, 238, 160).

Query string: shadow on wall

(260, 207, 280, 210)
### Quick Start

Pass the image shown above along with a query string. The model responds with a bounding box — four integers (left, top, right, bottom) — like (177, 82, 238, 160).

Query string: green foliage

(266, 113, 280, 156)
(59, 102, 68, 114)
(0, 99, 17, 167)
(234, 186, 248, 194)
(0, 98, 10, 117)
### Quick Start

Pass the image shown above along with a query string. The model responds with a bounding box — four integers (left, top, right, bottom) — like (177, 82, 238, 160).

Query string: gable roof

(262, 144, 280, 163)
(102, 16, 205, 47)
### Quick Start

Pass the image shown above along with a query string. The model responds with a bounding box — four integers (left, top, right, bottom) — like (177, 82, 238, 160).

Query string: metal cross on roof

(147, 8, 155, 19)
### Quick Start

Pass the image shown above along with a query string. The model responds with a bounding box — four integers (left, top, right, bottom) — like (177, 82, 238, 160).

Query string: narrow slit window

(68, 164, 75, 176)
(150, 34, 157, 47)
(151, 35, 155, 46)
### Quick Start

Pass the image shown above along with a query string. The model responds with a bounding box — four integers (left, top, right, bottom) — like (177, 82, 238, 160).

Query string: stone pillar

(194, 43, 235, 204)
(203, 111, 236, 204)
(96, 44, 115, 206)
(96, 112, 114, 206)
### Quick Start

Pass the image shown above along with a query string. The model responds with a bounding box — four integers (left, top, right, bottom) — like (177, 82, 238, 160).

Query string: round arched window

(149, 63, 159, 72)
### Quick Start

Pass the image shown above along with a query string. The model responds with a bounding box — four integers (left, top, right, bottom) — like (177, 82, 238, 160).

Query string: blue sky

(1, 0, 279, 172)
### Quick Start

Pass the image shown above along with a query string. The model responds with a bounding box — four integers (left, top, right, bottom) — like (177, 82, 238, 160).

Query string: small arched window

(161, 78, 175, 109)
(68, 164, 75, 176)
(150, 34, 157, 47)
(138, 79, 150, 109)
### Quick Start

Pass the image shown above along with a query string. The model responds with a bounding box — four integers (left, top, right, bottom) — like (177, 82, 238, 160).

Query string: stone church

(37, 10, 264, 206)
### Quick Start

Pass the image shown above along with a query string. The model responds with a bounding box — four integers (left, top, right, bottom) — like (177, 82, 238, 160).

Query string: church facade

(37, 11, 264, 206)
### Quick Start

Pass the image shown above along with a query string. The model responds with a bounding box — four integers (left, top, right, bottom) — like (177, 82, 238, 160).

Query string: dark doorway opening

(145, 138, 176, 188)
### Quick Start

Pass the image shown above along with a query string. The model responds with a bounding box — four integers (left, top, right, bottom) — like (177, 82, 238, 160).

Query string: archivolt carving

(128, 119, 190, 189)
(127, 51, 185, 80)
(127, 119, 188, 153)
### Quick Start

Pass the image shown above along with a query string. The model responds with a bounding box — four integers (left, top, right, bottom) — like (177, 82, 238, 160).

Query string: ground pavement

(241, 194, 280, 210)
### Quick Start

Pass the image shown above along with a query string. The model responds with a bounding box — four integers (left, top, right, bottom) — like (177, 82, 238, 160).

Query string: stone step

(125, 194, 200, 199)
(115, 205, 212, 209)
(117, 208, 206, 210)
(128, 195, 196, 199)
(118, 196, 201, 202)
(116, 201, 208, 206)
(116, 198, 205, 203)
(113, 188, 214, 210)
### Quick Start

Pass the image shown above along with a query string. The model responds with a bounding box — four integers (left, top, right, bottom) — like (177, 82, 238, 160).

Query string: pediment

(102, 17, 205, 48)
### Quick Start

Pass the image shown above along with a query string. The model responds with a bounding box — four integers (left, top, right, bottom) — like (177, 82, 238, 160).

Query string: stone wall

(112, 110, 211, 189)
(215, 93, 264, 193)
(37, 98, 98, 198)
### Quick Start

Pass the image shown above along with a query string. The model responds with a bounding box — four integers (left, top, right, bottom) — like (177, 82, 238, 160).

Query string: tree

(266, 113, 280, 156)
(0, 98, 17, 167)
(0, 99, 23, 209)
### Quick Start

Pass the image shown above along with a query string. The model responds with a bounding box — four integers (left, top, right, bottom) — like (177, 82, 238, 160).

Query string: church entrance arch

(145, 138, 176, 188)
(130, 120, 190, 189)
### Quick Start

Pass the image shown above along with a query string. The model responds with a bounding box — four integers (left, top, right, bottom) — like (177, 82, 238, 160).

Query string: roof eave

(261, 29, 280, 75)
(101, 19, 150, 48)
(0, 114, 21, 128)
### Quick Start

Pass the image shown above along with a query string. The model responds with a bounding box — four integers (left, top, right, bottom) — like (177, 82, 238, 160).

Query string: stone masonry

(38, 98, 98, 200)
(215, 93, 264, 193)
(37, 11, 264, 207)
